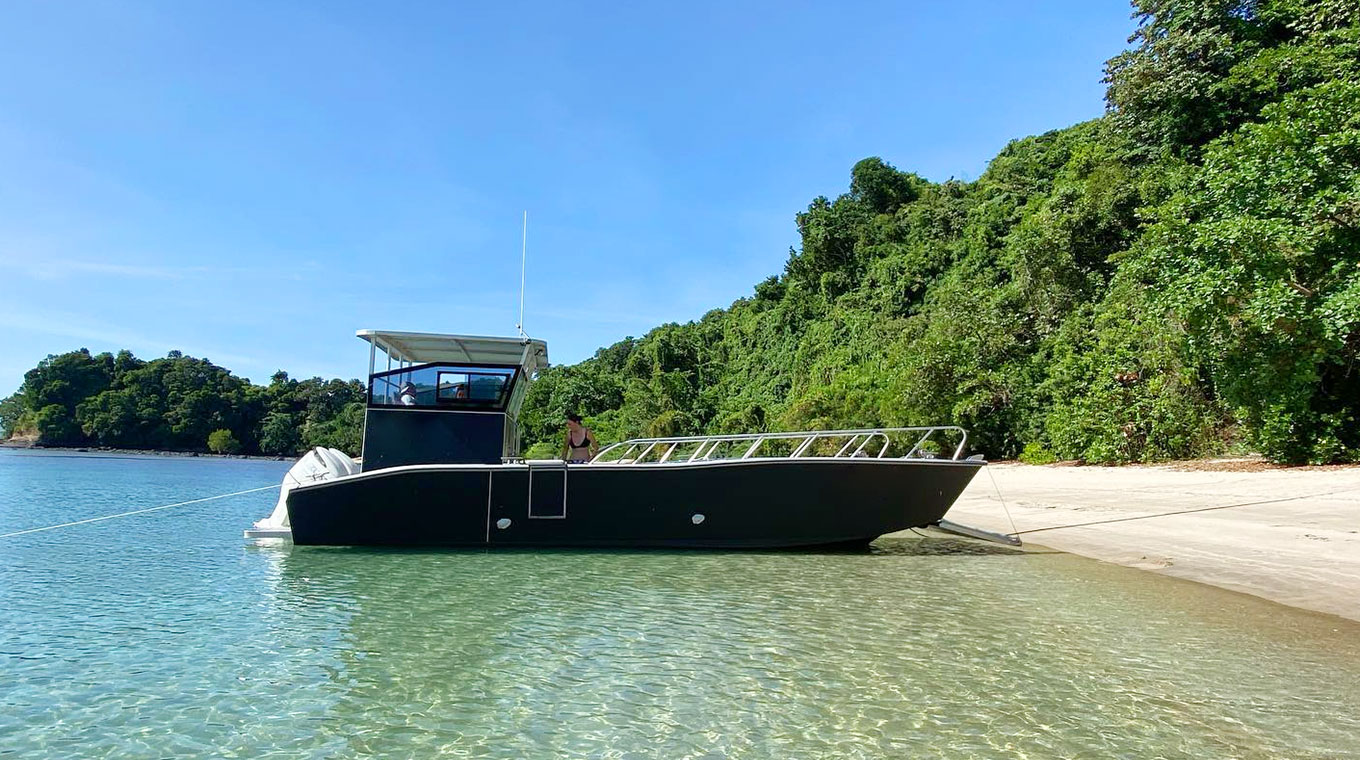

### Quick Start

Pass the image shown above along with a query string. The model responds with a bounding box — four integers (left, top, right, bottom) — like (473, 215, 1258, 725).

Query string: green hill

(518, 0, 1360, 465)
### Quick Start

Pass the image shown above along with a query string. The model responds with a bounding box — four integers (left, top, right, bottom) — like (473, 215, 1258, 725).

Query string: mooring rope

(0, 484, 279, 540)
(984, 464, 1021, 539)
(1016, 487, 1360, 535)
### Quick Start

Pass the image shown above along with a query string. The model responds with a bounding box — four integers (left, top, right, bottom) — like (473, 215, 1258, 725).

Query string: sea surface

(2, 449, 1359, 759)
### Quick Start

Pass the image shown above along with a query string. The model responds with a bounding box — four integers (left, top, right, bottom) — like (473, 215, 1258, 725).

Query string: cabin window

(467, 372, 508, 401)
(437, 372, 470, 401)
(368, 363, 517, 410)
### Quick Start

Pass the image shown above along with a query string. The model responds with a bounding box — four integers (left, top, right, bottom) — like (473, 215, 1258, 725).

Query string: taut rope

(0, 484, 278, 540)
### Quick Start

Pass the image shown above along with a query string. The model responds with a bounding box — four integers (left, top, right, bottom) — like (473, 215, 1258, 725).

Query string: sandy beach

(916, 461, 1360, 622)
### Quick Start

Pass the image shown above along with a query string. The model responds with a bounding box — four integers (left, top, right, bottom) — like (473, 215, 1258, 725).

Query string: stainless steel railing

(589, 426, 969, 465)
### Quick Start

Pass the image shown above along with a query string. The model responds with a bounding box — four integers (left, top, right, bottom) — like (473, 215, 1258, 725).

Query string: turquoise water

(2, 449, 1359, 758)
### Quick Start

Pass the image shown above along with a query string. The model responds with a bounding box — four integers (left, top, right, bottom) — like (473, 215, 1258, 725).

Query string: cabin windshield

(369, 363, 518, 411)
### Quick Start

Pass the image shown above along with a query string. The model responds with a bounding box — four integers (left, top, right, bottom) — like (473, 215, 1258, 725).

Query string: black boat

(245, 330, 985, 548)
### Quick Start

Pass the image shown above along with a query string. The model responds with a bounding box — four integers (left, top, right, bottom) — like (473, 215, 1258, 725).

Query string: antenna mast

(517, 210, 528, 339)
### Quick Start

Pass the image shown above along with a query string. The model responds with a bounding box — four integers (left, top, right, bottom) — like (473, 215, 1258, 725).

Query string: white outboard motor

(244, 447, 359, 539)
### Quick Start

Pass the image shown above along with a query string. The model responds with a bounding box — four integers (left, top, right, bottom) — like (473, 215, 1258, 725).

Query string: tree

(1105, 0, 1360, 155)
(19, 349, 113, 439)
(302, 402, 363, 456)
(1105, 0, 1265, 154)
(34, 404, 81, 445)
(0, 394, 25, 438)
(258, 411, 303, 455)
(207, 429, 242, 454)
(1121, 77, 1360, 462)
(849, 157, 921, 214)
(77, 389, 142, 447)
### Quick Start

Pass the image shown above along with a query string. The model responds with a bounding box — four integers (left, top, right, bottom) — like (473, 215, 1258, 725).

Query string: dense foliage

(521, 0, 1360, 464)
(0, 349, 364, 456)
(5, 0, 1356, 465)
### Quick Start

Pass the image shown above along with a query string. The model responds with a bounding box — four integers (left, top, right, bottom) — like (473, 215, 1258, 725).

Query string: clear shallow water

(2, 450, 1359, 759)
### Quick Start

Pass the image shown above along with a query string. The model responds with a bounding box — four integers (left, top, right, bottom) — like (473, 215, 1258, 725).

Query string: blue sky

(0, 1, 1135, 394)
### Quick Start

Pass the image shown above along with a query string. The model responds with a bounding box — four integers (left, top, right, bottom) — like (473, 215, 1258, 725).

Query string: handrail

(590, 426, 969, 465)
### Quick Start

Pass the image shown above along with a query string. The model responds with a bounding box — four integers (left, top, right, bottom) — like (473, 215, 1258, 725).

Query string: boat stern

(243, 447, 359, 540)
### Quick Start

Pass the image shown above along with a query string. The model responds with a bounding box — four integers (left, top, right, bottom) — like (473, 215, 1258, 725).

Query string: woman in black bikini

(562, 413, 597, 463)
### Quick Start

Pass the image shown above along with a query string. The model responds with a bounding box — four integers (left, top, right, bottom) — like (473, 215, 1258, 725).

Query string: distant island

(0, 350, 363, 457)
(5, 4, 1357, 465)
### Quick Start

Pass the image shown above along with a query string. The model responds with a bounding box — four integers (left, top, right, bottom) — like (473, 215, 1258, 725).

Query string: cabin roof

(357, 330, 549, 372)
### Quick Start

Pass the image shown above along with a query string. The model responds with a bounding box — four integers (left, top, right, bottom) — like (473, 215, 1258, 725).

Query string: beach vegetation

(1018, 443, 1059, 466)
(522, 441, 560, 460)
(206, 429, 241, 454)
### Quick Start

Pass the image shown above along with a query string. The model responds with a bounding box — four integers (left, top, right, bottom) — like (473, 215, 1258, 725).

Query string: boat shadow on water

(870, 535, 1028, 556)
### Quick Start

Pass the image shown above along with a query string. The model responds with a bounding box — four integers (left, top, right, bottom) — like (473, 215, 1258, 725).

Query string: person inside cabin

(563, 413, 597, 464)
(398, 381, 418, 406)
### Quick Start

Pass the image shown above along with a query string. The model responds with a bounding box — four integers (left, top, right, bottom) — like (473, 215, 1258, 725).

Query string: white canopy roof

(357, 330, 549, 372)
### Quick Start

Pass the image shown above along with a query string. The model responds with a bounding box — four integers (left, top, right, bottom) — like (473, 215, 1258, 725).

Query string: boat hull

(285, 458, 984, 549)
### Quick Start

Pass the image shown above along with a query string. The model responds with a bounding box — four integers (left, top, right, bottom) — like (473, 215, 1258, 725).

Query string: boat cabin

(357, 330, 549, 471)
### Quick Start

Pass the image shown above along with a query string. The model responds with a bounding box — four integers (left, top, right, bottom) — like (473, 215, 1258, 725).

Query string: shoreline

(0, 439, 289, 461)
(913, 461, 1360, 622)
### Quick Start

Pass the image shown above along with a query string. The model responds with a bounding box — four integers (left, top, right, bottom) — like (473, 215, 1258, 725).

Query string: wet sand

(914, 462, 1360, 622)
